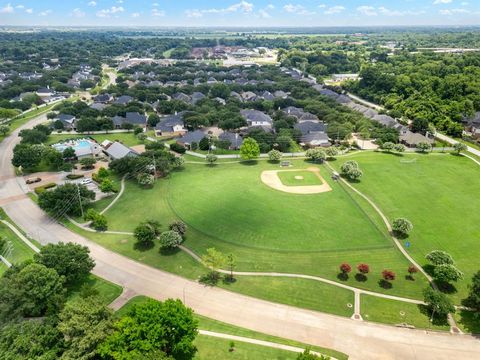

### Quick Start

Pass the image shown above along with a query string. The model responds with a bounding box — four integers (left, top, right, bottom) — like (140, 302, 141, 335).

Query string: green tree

(100, 178, 116, 193)
(393, 143, 406, 153)
(340, 160, 363, 180)
(99, 299, 198, 359)
(85, 209, 109, 232)
(12, 143, 44, 169)
(173, 156, 185, 169)
(423, 287, 455, 321)
(159, 230, 183, 250)
(38, 183, 95, 217)
(392, 218, 413, 236)
(434, 264, 464, 283)
(325, 146, 339, 159)
(137, 172, 155, 187)
(202, 248, 225, 282)
(137, 133, 147, 142)
(305, 148, 326, 163)
(381, 142, 395, 152)
(0, 263, 65, 320)
(63, 147, 76, 160)
(169, 220, 187, 237)
(58, 297, 113, 360)
(80, 157, 96, 170)
(426, 250, 454, 266)
(412, 118, 429, 134)
(268, 149, 282, 162)
(0, 124, 9, 136)
(134, 220, 161, 248)
(453, 142, 467, 155)
(416, 142, 432, 153)
(464, 271, 480, 318)
(34, 242, 95, 286)
(0, 318, 63, 360)
(226, 253, 236, 282)
(199, 137, 210, 151)
(297, 348, 329, 359)
(240, 137, 260, 161)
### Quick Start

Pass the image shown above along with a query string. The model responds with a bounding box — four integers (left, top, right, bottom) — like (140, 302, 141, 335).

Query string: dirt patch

(294, 176, 304, 180)
(261, 167, 332, 195)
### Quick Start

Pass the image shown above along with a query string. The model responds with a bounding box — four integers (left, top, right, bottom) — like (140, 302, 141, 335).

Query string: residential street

(1, 113, 480, 360)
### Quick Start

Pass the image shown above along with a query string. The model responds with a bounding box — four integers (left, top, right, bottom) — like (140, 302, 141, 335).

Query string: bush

(305, 148, 326, 163)
(34, 183, 56, 194)
(169, 220, 187, 237)
(84, 209, 108, 231)
(340, 263, 352, 274)
(206, 154, 218, 165)
(170, 143, 186, 154)
(66, 174, 84, 180)
(340, 160, 363, 180)
(159, 230, 183, 249)
(382, 270, 396, 281)
(268, 149, 282, 162)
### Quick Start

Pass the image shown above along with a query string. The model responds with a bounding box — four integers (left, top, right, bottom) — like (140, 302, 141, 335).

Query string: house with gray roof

(114, 95, 133, 105)
(155, 112, 187, 136)
(56, 114, 77, 130)
(261, 91, 275, 101)
(399, 130, 434, 147)
(176, 130, 206, 148)
(104, 141, 139, 160)
(94, 93, 113, 103)
(301, 132, 331, 147)
(173, 92, 191, 103)
(219, 131, 243, 150)
(191, 92, 206, 105)
(125, 112, 147, 128)
(240, 109, 273, 128)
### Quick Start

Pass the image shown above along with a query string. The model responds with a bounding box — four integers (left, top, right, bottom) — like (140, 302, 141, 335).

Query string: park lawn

(193, 335, 301, 360)
(116, 296, 348, 360)
(86, 159, 427, 299)
(277, 170, 324, 186)
(455, 310, 480, 334)
(67, 274, 123, 306)
(48, 132, 145, 147)
(220, 276, 355, 318)
(333, 152, 480, 303)
(0, 220, 35, 265)
(361, 294, 450, 331)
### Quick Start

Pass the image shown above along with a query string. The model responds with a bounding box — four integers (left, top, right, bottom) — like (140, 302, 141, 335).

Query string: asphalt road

(1, 113, 480, 360)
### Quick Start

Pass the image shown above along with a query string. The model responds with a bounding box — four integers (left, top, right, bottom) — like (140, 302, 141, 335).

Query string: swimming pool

(52, 138, 97, 153)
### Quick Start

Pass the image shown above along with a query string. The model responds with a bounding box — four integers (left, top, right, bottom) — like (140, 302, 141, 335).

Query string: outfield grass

(277, 170, 324, 186)
(360, 294, 450, 331)
(48, 132, 146, 147)
(77, 159, 428, 299)
(116, 296, 348, 360)
(332, 152, 480, 302)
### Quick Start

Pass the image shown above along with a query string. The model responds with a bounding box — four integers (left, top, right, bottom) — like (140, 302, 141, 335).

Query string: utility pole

(76, 183, 84, 218)
(152, 152, 157, 179)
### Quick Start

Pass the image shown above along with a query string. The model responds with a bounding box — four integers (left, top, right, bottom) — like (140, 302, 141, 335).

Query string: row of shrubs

(34, 183, 56, 194)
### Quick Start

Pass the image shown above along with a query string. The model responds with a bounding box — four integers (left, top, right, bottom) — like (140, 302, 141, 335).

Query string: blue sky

(0, 1, 479, 27)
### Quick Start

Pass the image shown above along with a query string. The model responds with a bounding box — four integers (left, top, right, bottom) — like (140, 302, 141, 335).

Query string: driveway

(1, 113, 480, 360)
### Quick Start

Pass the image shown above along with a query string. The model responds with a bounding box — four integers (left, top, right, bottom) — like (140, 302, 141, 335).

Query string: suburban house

(294, 121, 330, 147)
(155, 113, 187, 136)
(176, 130, 206, 149)
(283, 107, 319, 122)
(399, 129, 435, 147)
(36, 87, 55, 98)
(191, 92, 206, 105)
(331, 74, 360, 82)
(173, 92, 191, 103)
(94, 93, 113, 103)
(240, 109, 273, 128)
(114, 95, 133, 105)
(112, 112, 147, 129)
(464, 112, 480, 139)
(56, 114, 77, 130)
(219, 131, 243, 150)
(103, 141, 139, 160)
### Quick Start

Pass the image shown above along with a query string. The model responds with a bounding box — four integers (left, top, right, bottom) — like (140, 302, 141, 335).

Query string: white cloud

(266, 4, 275, 10)
(96, 6, 124, 18)
(283, 4, 315, 15)
(185, 1, 254, 18)
(258, 9, 271, 18)
(324, 6, 345, 14)
(439, 8, 468, 14)
(39, 10, 52, 16)
(25, 8, 32, 14)
(318, 4, 326, 9)
(131, 12, 140, 18)
(15, 5, 24, 9)
(153, 2, 159, 7)
(0, 3, 14, 14)
(433, 0, 452, 4)
(357, 6, 377, 16)
(152, 8, 165, 16)
(71, 8, 85, 18)
(88, 1, 97, 7)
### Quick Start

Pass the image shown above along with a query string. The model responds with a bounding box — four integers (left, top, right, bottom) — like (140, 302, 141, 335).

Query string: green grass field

(117, 296, 348, 360)
(0, 221, 35, 266)
(331, 152, 480, 302)
(67, 274, 123, 306)
(277, 170, 324, 186)
(360, 294, 450, 331)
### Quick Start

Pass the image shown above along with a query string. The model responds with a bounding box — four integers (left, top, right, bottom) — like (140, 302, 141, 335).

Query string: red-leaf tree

(357, 264, 370, 274)
(408, 265, 418, 275)
(382, 270, 396, 281)
(340, 263, 352, 274)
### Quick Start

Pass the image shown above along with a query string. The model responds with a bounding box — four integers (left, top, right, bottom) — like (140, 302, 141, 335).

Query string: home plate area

(261, 167, 332, 194)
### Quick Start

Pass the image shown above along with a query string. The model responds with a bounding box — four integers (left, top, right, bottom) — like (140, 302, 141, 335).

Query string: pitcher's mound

(261, 167, 332, 194)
